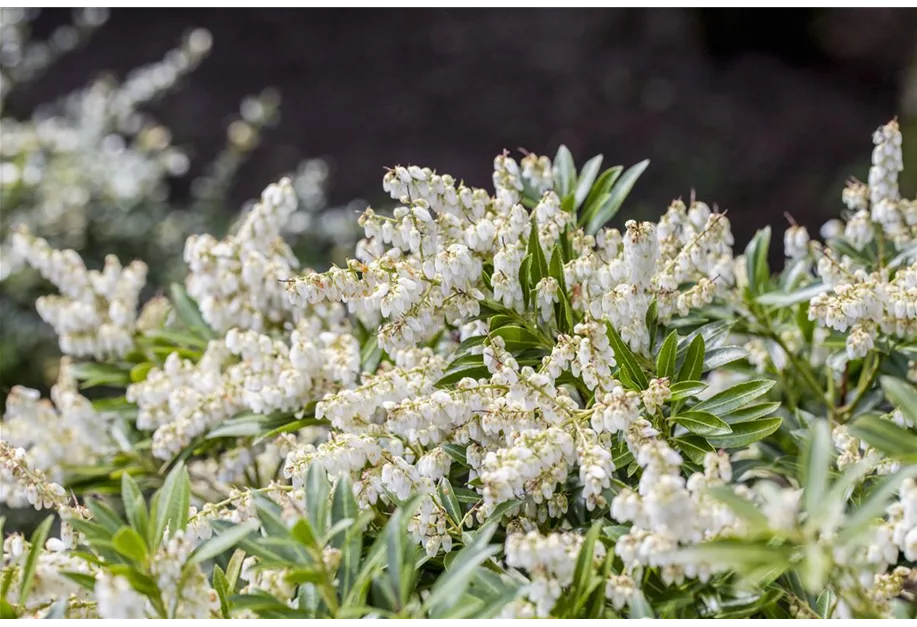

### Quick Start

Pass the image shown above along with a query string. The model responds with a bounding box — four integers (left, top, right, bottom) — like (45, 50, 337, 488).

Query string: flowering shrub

(0, 9, 362, 394)
(1, 118, 916, 619)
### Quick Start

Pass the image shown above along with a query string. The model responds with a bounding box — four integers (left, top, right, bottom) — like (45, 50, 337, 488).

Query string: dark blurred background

(6, 8, 917, 249)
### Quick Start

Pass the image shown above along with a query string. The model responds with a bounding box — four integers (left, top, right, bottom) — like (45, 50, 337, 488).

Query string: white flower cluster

(2, 359, 118, 489)
(612, 444, 737, 585)
(503, 529, 598, 617)
(10, 228, 147, 359)
(184, 178, 301, 333)
(804, 120, 917, 364)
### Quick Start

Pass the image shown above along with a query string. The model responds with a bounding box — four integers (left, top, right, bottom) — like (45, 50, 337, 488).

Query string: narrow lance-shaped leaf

(573, 154, 603, 210)
(19, 516, 54, 607)
(676, 334, 705, 384)
(606, 323, 649, 390)
(656, 330, 678, 380)
(553, 145, 576, 199)
(585, 159, 650, 236)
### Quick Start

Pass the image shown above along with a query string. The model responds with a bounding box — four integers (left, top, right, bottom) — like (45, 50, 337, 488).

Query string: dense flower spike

(1, 119, 916, 618)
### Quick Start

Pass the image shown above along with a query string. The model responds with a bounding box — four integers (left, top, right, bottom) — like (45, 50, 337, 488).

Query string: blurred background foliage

(1, 7, 916, 400)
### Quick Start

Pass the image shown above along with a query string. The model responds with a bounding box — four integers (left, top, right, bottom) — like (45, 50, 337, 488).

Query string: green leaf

(744, 227, 772, 296)
(585, 159, 650, 236)
(757, 283, 829, 307)
(557, 289, 574, 335)
(669, 380, 707, 401)
(679, 539, 790, 569)
(425, 524, 499, 617)
(721, 402, 781, 424)
(452, 335, 487, 359)
(801, 420, 832, 518)
(673, 435, 715, 464)
(656, 330, 678, 380)
(207, 411, 300, 439)
(169, 282, 216, 339)
(60, 571, 97, 592)
(569, 521, 602, 614)
(68, 361, 131, 389)
(527, 217, 549, 284)
(693, 379, 776, 416)
(800, 544, 831, 593)
(20, 516, 54, 606)
(290, 518, 318, 550)
(841, 464, 917, 540)
(360, 335, 383, 373)
(606, 323, 649, 390)
(331, 476, 362, 600)
(87, 500, 125, 535)
(880, 375, 917, 427)
(189, 519, 259, 565)
(702, 346, 749, 371)
(129, 362, 155, 383)
(1, 599, 18, 619)
(385, 509, 407, 609)
(226, 548, 246, 590)
(306, 464, 331, 538)
(629, 590, 655, 619)
(212, 565, 231, 618)
(580, 165, 622, 224)
(645, 299, 658, 352)
(112, 526, 149, 563)
(848, 413, 917, 460)
(435, 359, 490, 388)
(121, 473, 149, 543)
(706, 417, 782, 449)
(441, 443, 468, 467)
(676, 334, 705, 384)
(573, 154, 603, 210)
(548, 243, 568, 293)
(677, 320, 732, 357)
(437, 478, 463, 527)
(553, 145, 576, 198)
(491, 325, 543, 350)
(151, 460, 189, 546)
(673, 411, 732, 436)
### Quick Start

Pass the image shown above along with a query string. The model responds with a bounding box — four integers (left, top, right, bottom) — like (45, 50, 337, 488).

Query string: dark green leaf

(669, 380, 707, 401)
(585, 159, 650, 236)
(441, 443, 468, 467)
(693, 379, 776, 416)
(527, 220, 549, 284)
(673, 411, 732, 436)
(656, 330, 678, 379)
(721, 402, 781, 424)
(676, 334, 705, 384)
(606, 323, 649, 390)
(706, 417, 782, 449)
(744, 227, 772, 296)
(580, 166, 622, 224)
(702, 346, 749, 371)
(491, 325, 543, 350)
